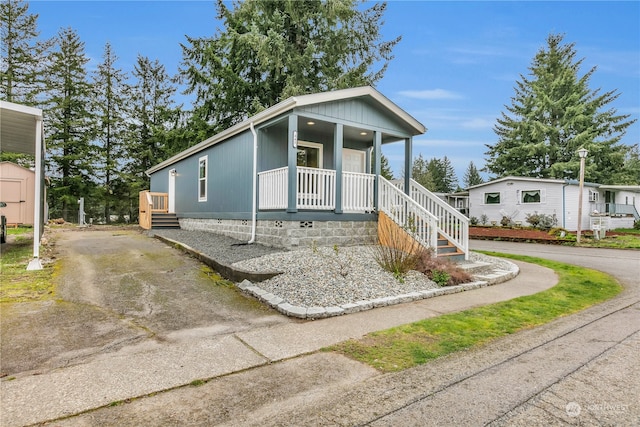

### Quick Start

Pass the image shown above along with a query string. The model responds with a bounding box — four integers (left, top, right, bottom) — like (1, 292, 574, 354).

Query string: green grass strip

(330, 252, 622, 372)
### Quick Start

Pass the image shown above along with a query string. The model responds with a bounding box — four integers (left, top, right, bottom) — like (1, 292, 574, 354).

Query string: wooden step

(151, 213, 180, 229)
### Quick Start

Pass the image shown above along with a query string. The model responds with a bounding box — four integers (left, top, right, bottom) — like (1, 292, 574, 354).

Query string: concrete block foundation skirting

(179, 218, 378, 249)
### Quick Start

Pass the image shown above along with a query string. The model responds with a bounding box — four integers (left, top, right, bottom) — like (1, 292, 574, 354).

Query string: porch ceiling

(0, 101, 43, 155)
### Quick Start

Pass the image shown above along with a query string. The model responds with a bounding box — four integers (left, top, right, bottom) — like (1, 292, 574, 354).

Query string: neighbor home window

(484, 192, 500, 204)
(521, 190, 541, 203)
(198, 155, 207, 202)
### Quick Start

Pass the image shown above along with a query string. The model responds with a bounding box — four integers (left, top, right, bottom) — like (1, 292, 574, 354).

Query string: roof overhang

(146, 86, 426, 175)
(0, 101, 45, 270)
(0, 101, 44, 155)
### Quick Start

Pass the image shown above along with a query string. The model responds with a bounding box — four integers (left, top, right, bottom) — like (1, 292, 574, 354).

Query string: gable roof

(466, 176, 566, 191)
(147, 86, 425, 175)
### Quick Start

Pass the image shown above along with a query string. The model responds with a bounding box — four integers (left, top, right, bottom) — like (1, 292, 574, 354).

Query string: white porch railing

(297, 167, 336, 210)
(343, 171, 375, 212)
(378, 176, 439, 251)
(258, 167, 288, 209)
(408, 179, 469, 259)
(259, 167, 374, 212)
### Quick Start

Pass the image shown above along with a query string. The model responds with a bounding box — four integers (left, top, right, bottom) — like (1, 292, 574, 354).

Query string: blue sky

(29, 1, 640, 185)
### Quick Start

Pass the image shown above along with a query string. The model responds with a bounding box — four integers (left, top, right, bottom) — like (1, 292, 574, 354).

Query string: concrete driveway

(1, 228, 289, 376)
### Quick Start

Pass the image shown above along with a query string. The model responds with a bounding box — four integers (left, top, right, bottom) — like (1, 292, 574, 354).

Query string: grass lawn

(580, 232, 640, 249)
(329, 253, 622, 372)
(0, 229, 56, 303)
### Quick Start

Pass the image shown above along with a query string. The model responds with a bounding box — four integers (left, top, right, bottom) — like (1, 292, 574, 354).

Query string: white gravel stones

(233, 246, 440, 308)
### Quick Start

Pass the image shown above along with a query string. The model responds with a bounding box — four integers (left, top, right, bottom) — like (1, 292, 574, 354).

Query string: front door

(168, 169, 176, 213)
(342, 148, 366, 173)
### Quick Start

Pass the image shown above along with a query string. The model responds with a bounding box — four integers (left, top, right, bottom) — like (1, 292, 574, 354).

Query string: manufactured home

(143, 86, 469, 260)
(467, 176, 639, 231)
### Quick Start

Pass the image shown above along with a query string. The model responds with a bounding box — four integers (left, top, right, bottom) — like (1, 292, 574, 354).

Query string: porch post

(334, 123, 343, 214)
(287, 114, 298, 213)
(373, 130, 382, 208)
(404, 137, 412, 195)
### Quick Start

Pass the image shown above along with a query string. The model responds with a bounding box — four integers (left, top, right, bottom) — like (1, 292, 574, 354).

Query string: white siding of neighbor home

(469, 178, 599, 231)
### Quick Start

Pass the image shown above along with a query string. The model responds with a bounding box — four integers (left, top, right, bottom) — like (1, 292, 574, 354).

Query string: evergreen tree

(126, 55, 178, 193)
(0, 0, 51, 104)
(485, 33, 636, 184)
(432, 156, 457, 193)
(91, 42, 129, 223)
(411, 153, 434, 190)
(379, 153, 394, 180)
(463, 161, 484, 188)
(180, 0, 400, 133)
(44, 27, 96, 221)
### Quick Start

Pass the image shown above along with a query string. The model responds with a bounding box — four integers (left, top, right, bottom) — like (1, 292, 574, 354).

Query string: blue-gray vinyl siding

(151, 131, 254, 217)
(296, 98, 414, 136)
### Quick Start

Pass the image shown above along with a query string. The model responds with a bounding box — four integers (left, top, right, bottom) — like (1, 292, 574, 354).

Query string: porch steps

(437, 235, 465, 262)
(151, 213, 180, 229)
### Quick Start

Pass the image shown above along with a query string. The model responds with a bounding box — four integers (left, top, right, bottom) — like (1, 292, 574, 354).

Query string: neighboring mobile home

(0, 161, 36, 226)
(467, 176, 639, 231)
(144, 86, 469, 259)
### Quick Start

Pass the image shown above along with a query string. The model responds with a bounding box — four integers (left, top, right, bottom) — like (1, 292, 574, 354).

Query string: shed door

(343, 149, 366, 173)
(0, 179, 26, 224)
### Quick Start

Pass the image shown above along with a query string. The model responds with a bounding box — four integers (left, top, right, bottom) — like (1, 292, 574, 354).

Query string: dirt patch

(470, 226, 563, 242)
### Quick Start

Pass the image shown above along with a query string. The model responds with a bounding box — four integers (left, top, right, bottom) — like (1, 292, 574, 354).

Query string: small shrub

(526, 212, 558, 230)
(470, 216, 479, 226)
(525, 212, 541, 228)
(414, 251, 473, 286)
(634, 220, 640, 230)
(500, 215, 512, 227)
(372, 214, 428, 281)
(429, 269, 450, 286)
(480, 214, 489, 226)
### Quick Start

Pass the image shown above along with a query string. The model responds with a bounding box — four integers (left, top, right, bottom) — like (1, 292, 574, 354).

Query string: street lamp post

(576, 147, 588, 244)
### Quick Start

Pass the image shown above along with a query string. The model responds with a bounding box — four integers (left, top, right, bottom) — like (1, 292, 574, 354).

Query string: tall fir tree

(44, 27, 96, 221)
(380, 154, 394, 180)
(126, 55, 178, 194)
(485, 33, 636, 184)
(411, 153, 434, 190)
(463, 161, 484, 188)
(0, 0, 51, 105)
(180, 0, 400, 133)
(91, 42, 130, 223)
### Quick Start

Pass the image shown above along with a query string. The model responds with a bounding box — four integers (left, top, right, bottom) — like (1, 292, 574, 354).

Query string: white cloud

(398, 89, 463, 100)
(460, 118, 495, 129)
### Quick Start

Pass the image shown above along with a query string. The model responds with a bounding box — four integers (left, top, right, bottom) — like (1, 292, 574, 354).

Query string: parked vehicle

(0, 202, 7, 244)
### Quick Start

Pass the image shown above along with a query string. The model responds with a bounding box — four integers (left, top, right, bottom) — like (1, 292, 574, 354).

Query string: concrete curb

(154, 234, 283, 283)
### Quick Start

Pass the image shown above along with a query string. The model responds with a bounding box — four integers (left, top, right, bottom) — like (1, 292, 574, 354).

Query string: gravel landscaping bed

(152, 229, 287, 264)
(153, 229, 517, 313)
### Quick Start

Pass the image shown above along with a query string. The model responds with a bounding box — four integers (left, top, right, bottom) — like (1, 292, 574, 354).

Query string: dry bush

(372, 212, 430, 281)
(415, 251, 473, 286)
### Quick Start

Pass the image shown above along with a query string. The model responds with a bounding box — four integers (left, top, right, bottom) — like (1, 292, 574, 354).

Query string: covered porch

(254, 111, 414, 215)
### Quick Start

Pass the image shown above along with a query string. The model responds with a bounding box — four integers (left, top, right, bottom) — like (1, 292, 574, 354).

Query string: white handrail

(343, 171, 375, 212)
(258, 167, 288, 210)
(297, 167, 335, 210)
(378, 176, 439, 251)
(409, 179, 469, 259)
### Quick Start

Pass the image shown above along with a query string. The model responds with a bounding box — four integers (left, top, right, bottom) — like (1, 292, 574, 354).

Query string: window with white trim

(521, 189, 541, 204)
(198, 155, 208, 202)
(589, 190, 599, 202)
(484, 192, 501, 204)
